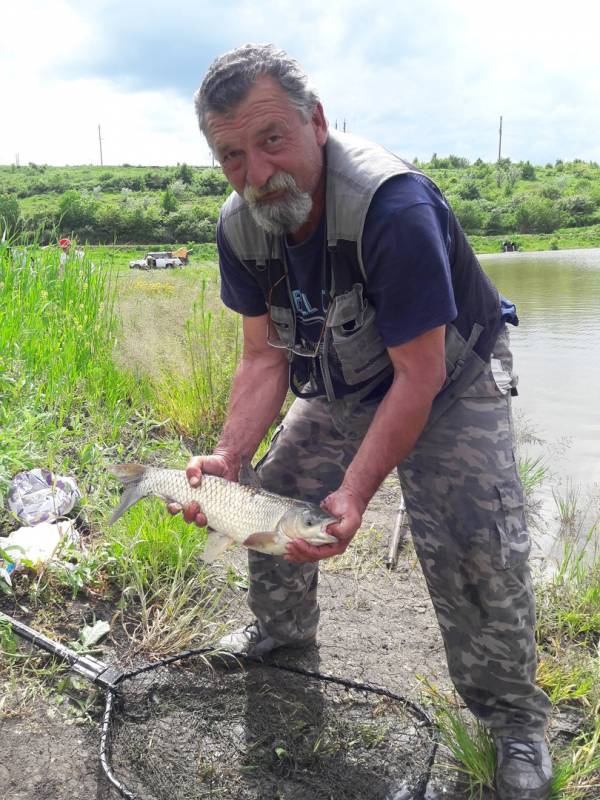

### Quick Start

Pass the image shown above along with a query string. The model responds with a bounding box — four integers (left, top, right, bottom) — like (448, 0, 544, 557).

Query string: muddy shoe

(216, 621, 315, 658)
(495, 737, 553, 800)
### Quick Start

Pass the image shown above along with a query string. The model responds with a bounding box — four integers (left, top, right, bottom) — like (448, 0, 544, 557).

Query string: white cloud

(2, 0, 600, 165)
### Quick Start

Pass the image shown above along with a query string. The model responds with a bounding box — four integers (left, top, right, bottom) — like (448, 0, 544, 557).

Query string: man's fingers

(182, 501, 207, 527)
(186, 460, 203, 488)
(284, 538, 349, 563)
(167, 502, 182, 515)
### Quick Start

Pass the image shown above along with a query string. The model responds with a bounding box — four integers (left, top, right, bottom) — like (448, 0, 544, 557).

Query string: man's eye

(221, 151, 242, 165)
(266, 135, 282, 146)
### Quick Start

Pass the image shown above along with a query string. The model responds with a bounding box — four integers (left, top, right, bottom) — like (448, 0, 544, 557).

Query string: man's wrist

(212, 445, 242, 476)
(337, 481, 370, 513)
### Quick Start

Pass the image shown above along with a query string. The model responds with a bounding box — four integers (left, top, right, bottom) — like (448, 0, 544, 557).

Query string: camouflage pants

(251, 328, 551, 737)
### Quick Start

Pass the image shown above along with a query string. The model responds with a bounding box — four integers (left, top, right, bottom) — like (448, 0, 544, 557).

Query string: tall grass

(1, 240, 237, 660)
(0, 241, 143, 494)
(153, 280, 241, 446)
(99, 502, 235, 656)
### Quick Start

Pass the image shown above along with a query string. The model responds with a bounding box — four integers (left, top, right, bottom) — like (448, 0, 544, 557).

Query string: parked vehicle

(129, 248, 191, 270)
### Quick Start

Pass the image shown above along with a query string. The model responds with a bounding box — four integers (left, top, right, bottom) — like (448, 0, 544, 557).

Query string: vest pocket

(327, 284, 391, 385)
(269, 305, 295, 347)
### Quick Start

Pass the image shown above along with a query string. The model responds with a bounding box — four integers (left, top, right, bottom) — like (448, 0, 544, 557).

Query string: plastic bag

(6, 468, 81, 526)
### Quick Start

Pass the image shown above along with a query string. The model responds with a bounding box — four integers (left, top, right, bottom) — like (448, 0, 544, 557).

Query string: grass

(420, 681, 496, 798)
(152, 280, 241, 445)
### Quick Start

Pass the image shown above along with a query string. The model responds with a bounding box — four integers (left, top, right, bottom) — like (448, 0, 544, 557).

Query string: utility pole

(498, 115, 503, 162)
(343, 118, 347, 133)
(98, 124, 104, 166)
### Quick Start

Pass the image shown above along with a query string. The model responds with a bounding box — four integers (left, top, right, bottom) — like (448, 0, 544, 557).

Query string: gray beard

(243, 172, 313, 236)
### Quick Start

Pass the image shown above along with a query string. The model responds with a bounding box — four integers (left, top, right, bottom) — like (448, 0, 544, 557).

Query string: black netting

(102, 653, 437, 800)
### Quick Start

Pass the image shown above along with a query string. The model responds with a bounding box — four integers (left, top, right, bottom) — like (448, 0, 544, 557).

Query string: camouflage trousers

(251, 328, 552, 738)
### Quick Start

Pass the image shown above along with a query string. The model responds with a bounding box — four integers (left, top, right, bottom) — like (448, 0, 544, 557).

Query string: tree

(161, 187, 178, 213)
(520, 161, 536, 181)
(176, 163, 194, 185)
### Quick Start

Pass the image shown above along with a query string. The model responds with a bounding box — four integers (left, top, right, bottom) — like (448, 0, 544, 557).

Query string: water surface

(480, 248, 600, 555)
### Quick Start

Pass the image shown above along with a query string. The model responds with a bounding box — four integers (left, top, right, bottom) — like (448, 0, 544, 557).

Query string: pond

(481, 248, 600, 560)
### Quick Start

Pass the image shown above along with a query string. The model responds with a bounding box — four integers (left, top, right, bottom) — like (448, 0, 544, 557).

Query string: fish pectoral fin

(201, 532, 235, 563)
(243, 532, 278, 550)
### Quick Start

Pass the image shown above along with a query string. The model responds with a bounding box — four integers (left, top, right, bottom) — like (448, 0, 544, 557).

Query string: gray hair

(194, 44, 320, 141)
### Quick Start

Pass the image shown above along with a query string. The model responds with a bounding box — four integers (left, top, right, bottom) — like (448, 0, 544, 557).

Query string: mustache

(243, 172, 299, 204)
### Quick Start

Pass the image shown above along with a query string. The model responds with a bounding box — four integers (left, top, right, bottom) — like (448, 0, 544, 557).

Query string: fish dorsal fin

(238, 457, 262, 489)
(109, 463, 147, 484)
(201, 532, 235, 563)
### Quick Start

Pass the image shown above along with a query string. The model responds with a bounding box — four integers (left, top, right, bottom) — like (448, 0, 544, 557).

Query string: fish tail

(108, 463, 149, 524)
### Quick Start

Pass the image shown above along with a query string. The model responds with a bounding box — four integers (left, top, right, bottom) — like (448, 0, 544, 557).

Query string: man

(175, 44, 553, 799)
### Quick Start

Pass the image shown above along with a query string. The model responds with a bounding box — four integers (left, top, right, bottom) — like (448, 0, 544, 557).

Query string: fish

(108, 463, 339, 561)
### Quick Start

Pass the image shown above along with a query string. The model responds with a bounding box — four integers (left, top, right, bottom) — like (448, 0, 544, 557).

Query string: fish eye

(303, 510, 316, 526)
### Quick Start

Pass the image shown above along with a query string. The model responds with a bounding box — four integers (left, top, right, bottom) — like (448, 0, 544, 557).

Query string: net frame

(1, 612, 439, 799)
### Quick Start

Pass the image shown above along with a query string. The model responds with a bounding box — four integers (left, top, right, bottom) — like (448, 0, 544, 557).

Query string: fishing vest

(219, 130, 503, 420)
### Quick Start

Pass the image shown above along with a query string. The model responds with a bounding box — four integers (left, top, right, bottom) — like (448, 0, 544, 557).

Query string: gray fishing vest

(219, 130, 503, 421)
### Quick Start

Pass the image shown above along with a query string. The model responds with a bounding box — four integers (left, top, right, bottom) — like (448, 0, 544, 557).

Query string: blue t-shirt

(218, 173, 516, 354)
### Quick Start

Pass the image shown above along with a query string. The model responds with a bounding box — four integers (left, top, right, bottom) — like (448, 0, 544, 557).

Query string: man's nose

(245, 149, 275, 189)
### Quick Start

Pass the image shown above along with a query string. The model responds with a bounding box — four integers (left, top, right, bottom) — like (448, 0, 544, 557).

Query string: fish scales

(108, 463, 338, 560)
(142, 467, 298, 539)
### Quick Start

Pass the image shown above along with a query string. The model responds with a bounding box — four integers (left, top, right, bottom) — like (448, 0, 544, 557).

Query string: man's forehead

(206, 76, 301, 140)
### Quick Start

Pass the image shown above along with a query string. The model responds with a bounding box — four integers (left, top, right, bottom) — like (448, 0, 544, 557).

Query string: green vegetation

(2, 155, 600, 251)
(0, 163, 228, 245)
(1, 241, 599, 797)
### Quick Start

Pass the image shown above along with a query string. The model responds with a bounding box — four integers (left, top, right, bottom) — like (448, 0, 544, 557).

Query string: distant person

(173, 44, 553, 800)
(58, 237, 84, 267)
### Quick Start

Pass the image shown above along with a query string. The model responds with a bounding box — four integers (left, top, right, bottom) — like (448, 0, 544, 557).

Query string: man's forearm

(215, 352, 289, 469)
(340, 380, 432, 506)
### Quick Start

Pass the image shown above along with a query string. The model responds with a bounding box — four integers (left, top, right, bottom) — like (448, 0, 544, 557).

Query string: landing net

(101, 650, 438, 800)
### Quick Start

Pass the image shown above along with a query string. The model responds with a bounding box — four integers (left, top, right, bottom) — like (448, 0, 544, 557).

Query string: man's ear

(311, 102, 329, 146)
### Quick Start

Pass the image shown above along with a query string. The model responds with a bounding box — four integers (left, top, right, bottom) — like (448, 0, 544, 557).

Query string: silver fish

(108, 463, 338, 561)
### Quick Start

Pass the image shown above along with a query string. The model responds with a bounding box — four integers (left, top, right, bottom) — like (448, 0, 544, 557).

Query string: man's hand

(284, 488, 366, 563)
(167, 451, 239, 527)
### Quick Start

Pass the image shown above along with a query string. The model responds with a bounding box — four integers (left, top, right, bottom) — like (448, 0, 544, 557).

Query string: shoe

(495, 736, 553, 800)
(216, 621, 315, 658)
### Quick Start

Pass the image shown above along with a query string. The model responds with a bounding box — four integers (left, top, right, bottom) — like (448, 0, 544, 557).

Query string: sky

(2, 0, 600, 168)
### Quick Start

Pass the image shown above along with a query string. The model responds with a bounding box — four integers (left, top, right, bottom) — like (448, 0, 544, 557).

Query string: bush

(456, 180, 480, 200)
(484, 205, 515, 235)
(0, 194, 22, 236)
(514, 197, 564, 233)
(451, 199, 484, 234)
(58, 190, 97, 231)
(161, 187, 179, 213)
(520, 161, 536, 180)
(176, 163, 194, 185)
(193, 169, 229, 196)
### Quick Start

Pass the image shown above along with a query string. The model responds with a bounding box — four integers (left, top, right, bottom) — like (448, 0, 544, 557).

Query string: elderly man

(176, 44, 552, 799)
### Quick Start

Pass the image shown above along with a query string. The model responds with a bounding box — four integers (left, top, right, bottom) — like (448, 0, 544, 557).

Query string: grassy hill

(1, 156, 599, 252)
